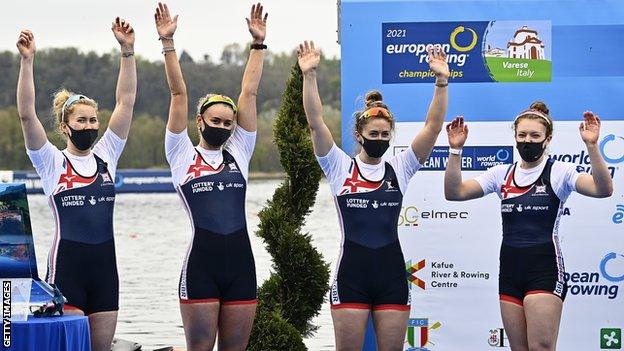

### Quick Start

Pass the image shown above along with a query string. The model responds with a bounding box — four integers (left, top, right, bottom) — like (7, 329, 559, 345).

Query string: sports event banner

(341, 0, 624, 350)
(382, 21, 551, 83)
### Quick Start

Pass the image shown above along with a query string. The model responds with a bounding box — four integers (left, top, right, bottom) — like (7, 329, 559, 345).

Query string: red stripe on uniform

(372, 304, 410, 311)
(499, 294, 523, 307)
(330, 303, 371, 310)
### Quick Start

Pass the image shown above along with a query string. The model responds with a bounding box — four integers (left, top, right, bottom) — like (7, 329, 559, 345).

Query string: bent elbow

(444, 191, 460, 202)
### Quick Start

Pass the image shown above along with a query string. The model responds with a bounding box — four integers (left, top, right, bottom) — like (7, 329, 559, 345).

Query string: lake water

(28, 179, 340, 350)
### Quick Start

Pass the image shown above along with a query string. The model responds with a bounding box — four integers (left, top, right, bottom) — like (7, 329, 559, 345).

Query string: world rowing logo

(599, 134, 624, 164)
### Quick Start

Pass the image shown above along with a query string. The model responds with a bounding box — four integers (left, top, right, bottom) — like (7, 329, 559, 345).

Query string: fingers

(255, 3, 263, 19)
(17, 30, 34, 47)
(157, 3, 170, 21)
(163, 3, 170, 19)
(298, 43, 304, 56)
(155, 5, 162, 21)
(297, 41, 319, 57)
(249, 3, 267, 22)
(583, 110, 600, 127)
(112, 18, 133, 34)
(426, 45, 447, 62)
(446, 123, 453, 133)
(447, 116, 466, 133)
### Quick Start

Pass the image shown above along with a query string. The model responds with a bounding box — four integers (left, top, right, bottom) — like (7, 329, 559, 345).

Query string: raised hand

(154, 2, 178, 39)
(297, 41, 320, 74)
(246, 2, 268, 44)
(579, 111, 601, 145)
(446, 116, 469, 149)
(111, 17, 135, 47)
(428, 46, 450, 79)
(16, 30, 35, 59)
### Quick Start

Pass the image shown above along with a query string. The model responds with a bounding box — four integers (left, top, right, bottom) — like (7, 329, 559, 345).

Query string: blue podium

(9, 315, 91, 351)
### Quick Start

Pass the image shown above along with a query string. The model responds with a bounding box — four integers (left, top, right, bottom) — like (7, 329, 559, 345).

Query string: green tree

(248, 63, 330, 350)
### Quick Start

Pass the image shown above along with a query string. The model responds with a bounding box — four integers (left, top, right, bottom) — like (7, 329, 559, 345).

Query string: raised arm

(237, 3, 268, 132)
(16, 30, 47, 151)
(410, 47, 450, 164)
(107, 17, 137, 139)
(574, 111, 613, 198)
(298, 41, 334, 156)
(444, 116, 485, 201)
(155, 2, 187, 134)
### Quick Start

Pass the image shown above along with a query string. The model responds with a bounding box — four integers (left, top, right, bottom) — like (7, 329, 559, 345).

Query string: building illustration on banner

(483, 20, 552, 82)
(506, 25, 545, 59)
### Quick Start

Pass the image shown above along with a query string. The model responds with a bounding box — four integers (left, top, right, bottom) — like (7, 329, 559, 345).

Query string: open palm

(246, 3, 268, 44)
(428, 47, 450, 78)
(297, 41, 320, 74)
(154, 2, 178, 38)
(446, 116, 468, 149)
(579, 111, 601, 145)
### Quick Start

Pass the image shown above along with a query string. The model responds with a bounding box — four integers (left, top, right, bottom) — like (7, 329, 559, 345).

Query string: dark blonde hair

(513, 101, 554, 137)
(52, 89, 98, 126)
(353, 90, 395, 134)
(196, 93, 237, 115)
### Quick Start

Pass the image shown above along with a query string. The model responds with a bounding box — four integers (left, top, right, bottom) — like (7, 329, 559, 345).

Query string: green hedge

(248, 63, 330, 350)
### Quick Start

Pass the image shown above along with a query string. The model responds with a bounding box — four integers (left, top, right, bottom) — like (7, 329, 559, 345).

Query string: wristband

(435, 80, 449, 87)
(250, 43, 267, 50)
(449, 148, 462, 155)
(121, 51, 134, 58)
(158, 35, 173, 41)
(162, 47, 175, 54)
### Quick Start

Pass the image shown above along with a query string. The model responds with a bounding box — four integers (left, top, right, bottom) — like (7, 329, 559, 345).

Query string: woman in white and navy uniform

(154, 3, 267, 350)
(16, 21, 136, 351)
(444, 103, 613, 351)
(298, 41, 450, 350)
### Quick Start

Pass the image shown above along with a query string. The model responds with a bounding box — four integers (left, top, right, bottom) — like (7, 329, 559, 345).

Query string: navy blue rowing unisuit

(48, 153, 119, 314)
(317, 144, 422, 311)
(497, 159, 568, 305)
(166, 125, 258, 306)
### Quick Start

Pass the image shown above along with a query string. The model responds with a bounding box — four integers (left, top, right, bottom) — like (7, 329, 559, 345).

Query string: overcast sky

(2, 0, 341, 62)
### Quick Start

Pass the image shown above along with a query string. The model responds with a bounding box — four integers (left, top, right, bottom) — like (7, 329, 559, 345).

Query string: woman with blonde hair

(154, 2, 267, 350)
(16, 18, 136, 351)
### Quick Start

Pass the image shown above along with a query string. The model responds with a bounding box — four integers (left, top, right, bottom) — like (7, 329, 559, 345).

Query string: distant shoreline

(249, 172, 284, 180)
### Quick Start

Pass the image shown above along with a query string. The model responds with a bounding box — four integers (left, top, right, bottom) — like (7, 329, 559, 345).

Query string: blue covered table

(9, 315, 91, 351)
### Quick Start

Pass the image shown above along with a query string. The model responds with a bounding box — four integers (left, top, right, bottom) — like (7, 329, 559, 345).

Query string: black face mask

(66, 125, 99, 151)
(359, 135, 390, 159)
(516, 141, 546, 162)
(201, 119, 232, 148)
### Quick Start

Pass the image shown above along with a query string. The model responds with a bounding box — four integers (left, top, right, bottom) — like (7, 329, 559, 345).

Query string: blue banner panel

(341, 0, 624, 154)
